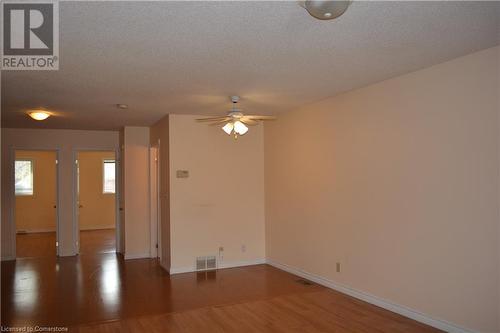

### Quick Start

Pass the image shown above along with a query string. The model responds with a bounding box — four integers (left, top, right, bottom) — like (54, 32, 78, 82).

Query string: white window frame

(102, 159, 116, 194)
(15, 159, 34, 196)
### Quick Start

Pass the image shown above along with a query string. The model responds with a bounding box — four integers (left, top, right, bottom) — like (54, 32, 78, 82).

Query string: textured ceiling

(2, 1, 499, 130)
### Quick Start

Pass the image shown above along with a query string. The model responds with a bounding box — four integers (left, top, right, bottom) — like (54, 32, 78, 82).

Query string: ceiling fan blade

(209, 119, 232, 126)
(239, 118, 259, 126)
(196, 117, 230, 122)
(243, 115, 277, 120)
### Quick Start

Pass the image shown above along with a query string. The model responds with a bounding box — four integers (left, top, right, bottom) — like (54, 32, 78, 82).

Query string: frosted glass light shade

(233, 121, 248, 135)
(28, 111, 50, 121)
(222, 122, 234, 135)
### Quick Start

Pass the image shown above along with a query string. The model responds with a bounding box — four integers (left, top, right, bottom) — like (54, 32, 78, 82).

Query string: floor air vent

(196, 256, 217, 271)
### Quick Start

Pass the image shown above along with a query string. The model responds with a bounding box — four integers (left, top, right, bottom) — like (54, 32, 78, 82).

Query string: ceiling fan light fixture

(222, 122, 234, 135)
(233, 121, 248, 135)
(198, 95, 276, 140)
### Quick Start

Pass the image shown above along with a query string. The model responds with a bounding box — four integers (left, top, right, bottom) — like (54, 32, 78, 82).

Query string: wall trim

(170, 258, 266, 275)
(124, 252, 150, 260)
(1, 255, 16, 261)
(17, 228, 56, 233)
(266, 259, 476, 333)
(80, 226, 116, 231)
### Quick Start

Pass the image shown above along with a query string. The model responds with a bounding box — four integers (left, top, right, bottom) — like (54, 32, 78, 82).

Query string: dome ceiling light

(301, 1, 351, 20)
(27, 110, 51, 121)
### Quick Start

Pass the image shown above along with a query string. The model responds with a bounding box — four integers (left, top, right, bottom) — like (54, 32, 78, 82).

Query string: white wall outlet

(241, 244, 246, 252)
(336, 262, 341, 273)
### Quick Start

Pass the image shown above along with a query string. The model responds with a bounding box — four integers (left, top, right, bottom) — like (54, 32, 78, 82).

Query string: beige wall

(15, 150, 57, 232)
(169, 114, 265, 271)
(78, 151, 115, 230)
(150, 115, 171, 269)
(1, 129, 119, 258)
(122, 126, 151, 258)
(264, 46, 499, 332)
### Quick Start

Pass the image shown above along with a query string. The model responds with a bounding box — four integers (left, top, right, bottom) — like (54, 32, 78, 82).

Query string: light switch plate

(176, 170, 189, 178)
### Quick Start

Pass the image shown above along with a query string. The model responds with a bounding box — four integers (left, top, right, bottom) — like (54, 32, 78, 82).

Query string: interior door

(77, 151, 116, 254)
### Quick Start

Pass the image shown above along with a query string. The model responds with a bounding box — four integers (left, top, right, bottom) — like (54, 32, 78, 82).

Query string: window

(15, 159, 34, 196)
(103, 159, 116, 194)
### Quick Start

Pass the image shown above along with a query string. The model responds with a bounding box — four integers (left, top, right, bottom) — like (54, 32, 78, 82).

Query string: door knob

(79, 205, 83, 208)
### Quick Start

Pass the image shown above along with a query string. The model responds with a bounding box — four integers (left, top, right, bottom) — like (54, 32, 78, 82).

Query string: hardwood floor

(15, 229, 115, 258)
(16, 232, 57, 258)
(79, 229, 116, 255)
(1, 252, 442, 333)
(75, 289, 442, 333)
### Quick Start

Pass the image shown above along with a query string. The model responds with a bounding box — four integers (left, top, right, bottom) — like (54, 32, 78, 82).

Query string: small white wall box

(176, 170, 189, 178)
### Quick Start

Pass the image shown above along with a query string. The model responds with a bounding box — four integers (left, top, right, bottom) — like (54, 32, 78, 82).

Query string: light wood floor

(16, 229, 116, 258)
(75, 288, 442, 333)
(1, 252, 442, 333)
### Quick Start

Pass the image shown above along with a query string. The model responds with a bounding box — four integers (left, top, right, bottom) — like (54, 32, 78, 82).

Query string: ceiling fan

(196, 96, 276, 139)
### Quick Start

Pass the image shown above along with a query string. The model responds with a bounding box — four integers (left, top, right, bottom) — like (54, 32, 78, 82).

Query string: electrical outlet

(241, 245, 246, 252)
(336, 262, 341, 273)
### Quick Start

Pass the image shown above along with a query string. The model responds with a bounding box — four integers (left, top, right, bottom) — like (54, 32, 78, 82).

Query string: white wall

(122, 126, 151, 259)
(1, 128, 119, 258)
(169, 115, 265, 272)
(264, 46, 499, 332)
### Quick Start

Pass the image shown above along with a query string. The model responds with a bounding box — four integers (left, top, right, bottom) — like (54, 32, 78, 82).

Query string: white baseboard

(266, 259, 475, 333)
(124, 253, 151, 260)
(170, 258, 266, 275)
(80, 226, 115, 231)
(17, 228, 55, 234)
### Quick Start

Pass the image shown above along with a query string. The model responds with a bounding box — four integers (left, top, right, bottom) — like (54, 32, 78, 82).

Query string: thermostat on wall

(176, 170, 189, 178)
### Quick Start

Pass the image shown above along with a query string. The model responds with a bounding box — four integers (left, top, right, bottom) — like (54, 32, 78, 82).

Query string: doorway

(14, 150, 58, 258)
(150, 145, 161, 260)
(76, 151, 117, 255)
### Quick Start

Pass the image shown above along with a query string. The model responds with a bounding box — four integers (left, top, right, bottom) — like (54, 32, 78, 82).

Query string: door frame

(149, 141, 161, 260)
(72, 148, 121, 255)
(10, 147, 61, 258)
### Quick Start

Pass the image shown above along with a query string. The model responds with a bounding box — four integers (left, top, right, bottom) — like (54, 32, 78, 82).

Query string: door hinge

(156, 243, 158, 248)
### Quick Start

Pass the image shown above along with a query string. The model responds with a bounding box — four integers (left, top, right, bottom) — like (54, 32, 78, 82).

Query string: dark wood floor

(16, 232, 57, 258)
(16, 229, 116, 258)
(79, 229, 116, 255)
(3, 236, 443, 333)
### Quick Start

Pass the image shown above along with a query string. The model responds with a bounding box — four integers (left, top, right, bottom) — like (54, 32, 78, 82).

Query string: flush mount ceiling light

(27, 110, 51, 121)
(300, 0, 351, 20)
(197, 96, 276, 139)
